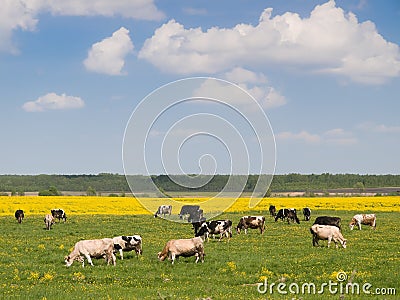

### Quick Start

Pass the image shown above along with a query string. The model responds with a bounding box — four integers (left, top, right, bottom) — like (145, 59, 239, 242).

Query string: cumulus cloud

(139, 0, 400, 84)
(83, 27, 134, 75)
(22, 93, 84, 112)
(224, 68, 286, 109)
(0, 0, 163, 53)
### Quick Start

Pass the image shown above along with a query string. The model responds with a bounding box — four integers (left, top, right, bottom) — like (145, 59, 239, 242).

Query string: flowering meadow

(0, 195, 399, 299)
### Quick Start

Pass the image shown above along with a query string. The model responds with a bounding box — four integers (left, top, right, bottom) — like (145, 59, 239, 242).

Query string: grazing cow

(112, 235, 142, 260)
(310, 224, 347, 248)
(179, 205, 203, 223)
(51, 209, 67, 222)
(302, 208, 312, 221)
(44, 214, 55, 230)
(15, 210, 24, 224)
(236, 216, 265, 234)
(269, 205, 276, 217)
(195, 220, 232, 241)
(65, 238, 116, 267)
(275, 208, 299, 224)
(287, 210, 300, 224)
(188, 209, 204, 223)
(192, 217, 207, 235)
(349, 214, 376, 230)
(313, 216, 341, 230)
(154, 205, 172, 218)
(158, 237, 204, 264)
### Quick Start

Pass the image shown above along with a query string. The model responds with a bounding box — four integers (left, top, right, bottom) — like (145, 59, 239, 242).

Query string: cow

(15, 210, 24, 224)
(44, 214, 55, 230)
(154, 205, 172, 218)
(112, 235, 142, 260)
(349, 214, 376, 230)
(51, 209, 67, 222)
(192, 217, 207, 235)
(65, 238, 116, 267)
(275, 208, 299, 224)
(195, 220, 232, 241)
(303, 208, 311, 221)
(269, 205, 276, 217)
(157, 237, 204, 264)
(313, 216, 341, 230)
(179, 205, 204, 223)
(236, 216, 265, 234)
(310, 224, 347, 248)
(188, 209, 204, 223)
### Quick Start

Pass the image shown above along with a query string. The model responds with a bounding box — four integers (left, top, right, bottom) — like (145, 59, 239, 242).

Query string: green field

(0, 211, 398, 299)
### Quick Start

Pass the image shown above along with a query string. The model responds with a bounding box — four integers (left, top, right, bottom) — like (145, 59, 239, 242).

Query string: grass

(0, 210, 399, 299)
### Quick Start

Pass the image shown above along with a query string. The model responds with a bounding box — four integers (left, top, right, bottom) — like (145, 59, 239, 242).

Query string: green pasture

(0, 211, 398, 299)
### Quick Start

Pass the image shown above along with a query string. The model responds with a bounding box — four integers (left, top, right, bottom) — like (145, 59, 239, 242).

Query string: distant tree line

(0, 173, 400, 194)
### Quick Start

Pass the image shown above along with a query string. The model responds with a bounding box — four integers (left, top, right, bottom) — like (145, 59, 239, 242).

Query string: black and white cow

(269, 205, 276, 217)
(154, 205, 172, 218)
(275, 208, 299, 224)
(192, 217, 207, 235)
(302, 207, 311, 221)
(15, 209, 24, 224)
(51, 209, 67, 222)
(112, 235, 142, 260)
(195, 220, 232, 241)
(313, 216, 341, 230)
(236, 216, 265, 234)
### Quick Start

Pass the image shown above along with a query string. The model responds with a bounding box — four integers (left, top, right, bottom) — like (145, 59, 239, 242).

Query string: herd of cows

(12, 204, 377, 266)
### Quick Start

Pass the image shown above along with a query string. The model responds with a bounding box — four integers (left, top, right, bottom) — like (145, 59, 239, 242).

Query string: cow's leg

(244, 227, 248, 235)
(110, 253, 116, 266)
(119, 249, 124, 260)
(171, 253, 176, 264)
(327, 236, 332, 248)
(84, 254, 94, 266)
(358, 222, 362, 230)
(194, 253, 199, 263)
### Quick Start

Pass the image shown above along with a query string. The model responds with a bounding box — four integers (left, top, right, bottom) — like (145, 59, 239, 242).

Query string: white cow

(310, 224, 347, 248)
(44, 214, 55, 230)
(112, 235, 142, 260)
(65, 238, 116, 267)
(158, 237, 204, 264)
(349, 214, 376, 230)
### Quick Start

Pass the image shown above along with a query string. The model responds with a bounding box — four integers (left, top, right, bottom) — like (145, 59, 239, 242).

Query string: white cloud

(0, 0, 163, 53)
(358, 122, 400, 133)
(276, 128, 357, 145)
(83, 27, 134, 75)
(22, 93, 84, 112)
(139, 0, 400, 84)
(276, 131, 321, 143)
(224, 68, 286, 109)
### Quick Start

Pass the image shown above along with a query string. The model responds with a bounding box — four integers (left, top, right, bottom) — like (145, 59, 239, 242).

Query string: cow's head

(341, 239, 347, 249)
(195, 223, 209, 237)
(157, 252, 166, 261)
(64, 256, 73, 267)
(349, 218, 357, 230)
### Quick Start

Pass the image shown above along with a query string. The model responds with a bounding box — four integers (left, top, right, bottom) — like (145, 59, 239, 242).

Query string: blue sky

(1, 0, 399, 175)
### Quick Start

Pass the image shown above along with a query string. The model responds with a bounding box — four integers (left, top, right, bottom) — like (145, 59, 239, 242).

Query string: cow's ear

(122, 236, 128, 242)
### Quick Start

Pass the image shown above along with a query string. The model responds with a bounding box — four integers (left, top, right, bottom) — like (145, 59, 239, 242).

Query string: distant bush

(38, 186, 61, 196)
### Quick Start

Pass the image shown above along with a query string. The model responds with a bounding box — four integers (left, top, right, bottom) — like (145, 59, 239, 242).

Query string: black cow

(179, 205, 203, 222)
(275, 208, 299, 224)
(313, 216, 341, 229)
(51, 209, 67, 222)
(268, 205, 276, 217)
(15, 209, 24, 224)
(154, 205, 172, 218)
(195, 220, 232, 241)
(302, 207, 311, 221)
